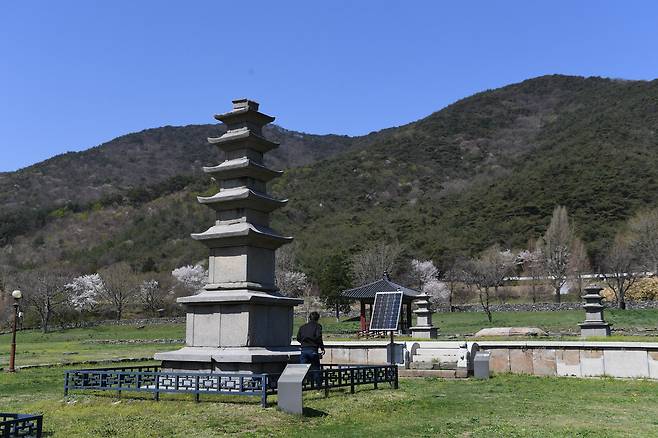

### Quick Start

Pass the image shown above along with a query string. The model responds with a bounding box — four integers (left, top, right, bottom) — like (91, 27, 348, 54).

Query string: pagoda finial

(232, 98, 259, 111)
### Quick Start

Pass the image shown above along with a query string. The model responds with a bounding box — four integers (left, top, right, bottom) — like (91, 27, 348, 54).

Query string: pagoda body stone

(578, 285, 611, 338)
(410, 292, 438, 339)
(155, 99, 302, 373)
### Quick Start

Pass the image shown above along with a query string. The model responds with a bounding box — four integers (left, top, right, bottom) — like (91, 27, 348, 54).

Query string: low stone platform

(399, 369, 468, 378)
(478, 340, 658, 379)
(474, 327, 548, 337)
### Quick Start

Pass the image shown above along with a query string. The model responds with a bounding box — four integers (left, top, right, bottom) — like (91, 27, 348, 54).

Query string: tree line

(2, 205, 657, 331)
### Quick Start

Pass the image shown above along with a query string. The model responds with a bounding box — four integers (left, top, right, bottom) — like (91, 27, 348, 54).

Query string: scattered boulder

(473, 327, 548, 338)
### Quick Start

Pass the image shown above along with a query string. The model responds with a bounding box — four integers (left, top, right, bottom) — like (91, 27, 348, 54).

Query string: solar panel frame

(369, 291, 403, 331)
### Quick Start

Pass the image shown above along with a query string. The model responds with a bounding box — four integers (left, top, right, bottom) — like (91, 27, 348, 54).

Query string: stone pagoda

(410, 292, 438, 339)
(156, 99, 302, 373)
(578, 284, 611, 338)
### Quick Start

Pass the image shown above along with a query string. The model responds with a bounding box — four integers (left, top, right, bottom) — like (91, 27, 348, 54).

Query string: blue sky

(1, 1, 657, 171)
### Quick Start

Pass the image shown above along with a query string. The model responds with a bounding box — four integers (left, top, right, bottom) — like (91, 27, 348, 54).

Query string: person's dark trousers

(300, 347, 322, 388)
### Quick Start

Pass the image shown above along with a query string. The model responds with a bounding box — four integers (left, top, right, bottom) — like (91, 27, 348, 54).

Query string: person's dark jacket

(296, 321, 324, 349)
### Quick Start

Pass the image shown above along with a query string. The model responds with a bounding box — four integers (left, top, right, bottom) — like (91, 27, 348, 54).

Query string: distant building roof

(341, 273, 421, 300)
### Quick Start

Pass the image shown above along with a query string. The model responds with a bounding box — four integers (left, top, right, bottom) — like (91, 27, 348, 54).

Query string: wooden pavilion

(341, 273, 421, 333)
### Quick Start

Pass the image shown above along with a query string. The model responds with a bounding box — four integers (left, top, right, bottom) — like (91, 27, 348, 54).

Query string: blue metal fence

(64, 366, 271, 406)
(64, 363, 398, 407)
(0, 413, 43, 438)
(269, 364, 399, 395)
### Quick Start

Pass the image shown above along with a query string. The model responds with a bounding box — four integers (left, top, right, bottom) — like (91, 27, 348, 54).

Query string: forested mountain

(2, 75, 657, 277)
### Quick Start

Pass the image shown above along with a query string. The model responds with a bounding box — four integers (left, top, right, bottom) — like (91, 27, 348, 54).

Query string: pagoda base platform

(410, 326, 438, 339)
(155, 346, 300, 374)
(579, 322, 611, 338)
(154, 288, 303, 374)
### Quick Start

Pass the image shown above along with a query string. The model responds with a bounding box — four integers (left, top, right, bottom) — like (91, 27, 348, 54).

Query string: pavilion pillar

(360, 301, 367, 332)
(406, 303, 412, 333)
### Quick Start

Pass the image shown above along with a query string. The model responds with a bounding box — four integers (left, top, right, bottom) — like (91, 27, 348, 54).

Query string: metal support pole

(390, 330, 395, 365)
(8, 303, 19, 372)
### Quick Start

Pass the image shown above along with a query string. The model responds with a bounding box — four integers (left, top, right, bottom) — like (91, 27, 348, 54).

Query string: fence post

(64, 372, 69, 396)
(154, 375, 160, 401)
(394, 365, 399, 390)
(117, 373, 122, 398)
(350, 368, 355, 394)
(195, 375, 200, 403)
(261, 375, 268, 408)
(373, 367, 378, 390)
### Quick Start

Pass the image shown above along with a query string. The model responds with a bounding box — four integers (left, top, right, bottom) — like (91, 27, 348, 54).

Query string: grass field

(1, 364, 657, 437)
(1, 309, 657, 368)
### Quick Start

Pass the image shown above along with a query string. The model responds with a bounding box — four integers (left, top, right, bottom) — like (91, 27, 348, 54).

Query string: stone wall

(299, 341, 405, 365)
(316, 340, 658, 380)
(477, 340, 658, 379)
(437, 300, 658, 313)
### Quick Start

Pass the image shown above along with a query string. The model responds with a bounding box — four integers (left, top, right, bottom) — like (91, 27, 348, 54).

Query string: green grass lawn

(1, 365, 657, 437)
(1, 309, 656, 368)
(432, 308, 658, 336)
(0, 324, 185, 368)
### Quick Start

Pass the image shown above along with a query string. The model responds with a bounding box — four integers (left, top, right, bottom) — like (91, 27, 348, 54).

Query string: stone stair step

(410, 360, 458, 370)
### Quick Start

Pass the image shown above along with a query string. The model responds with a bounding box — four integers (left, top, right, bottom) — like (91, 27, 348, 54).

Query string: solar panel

(369, 291, 403, 331)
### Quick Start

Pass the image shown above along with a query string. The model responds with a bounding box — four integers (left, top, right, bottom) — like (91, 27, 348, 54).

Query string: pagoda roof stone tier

(177, 289, 303, 306)
(214, 99, 275, 126)
(208, 128, 279, 153)
(191, 222, 293, 250)
(203, 158, 282, 182)
(197, 187, 287, 213)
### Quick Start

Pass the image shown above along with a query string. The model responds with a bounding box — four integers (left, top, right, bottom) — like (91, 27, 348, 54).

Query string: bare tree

(540, 206, 574, 303)
(439, 257, 468, 311)
(519, 239, 544, 303)
(569, 237, 590, 296)
(627, 207, 658, 274)
(275, 243, 297, 286)
(139, 274, 175, 316)
(602, 234, 640, 310)
(351, 242, 402, 285)
(99, 262, 139, 321)
(300, 283, 321, 321)
(0, 268, 10, 325)
(10, 269, 70, 333)
(464, 245, 515, 322)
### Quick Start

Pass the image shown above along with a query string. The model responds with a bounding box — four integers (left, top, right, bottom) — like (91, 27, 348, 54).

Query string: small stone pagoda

(410, 292, 438, 339)
(155, 99, 302, 373)
(578, 284, 611, 338)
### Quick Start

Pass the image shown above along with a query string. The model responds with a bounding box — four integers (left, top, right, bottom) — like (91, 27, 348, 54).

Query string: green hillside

(273, 75, 658, 268)
(2, 75, 658, 276)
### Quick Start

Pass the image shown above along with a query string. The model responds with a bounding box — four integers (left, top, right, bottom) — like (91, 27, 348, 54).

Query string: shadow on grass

(302, 407, 328, 417)
(69, 391, 262, 406)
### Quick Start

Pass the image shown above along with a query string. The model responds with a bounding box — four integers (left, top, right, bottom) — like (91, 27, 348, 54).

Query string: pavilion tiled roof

(341, 274, 421, 299)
